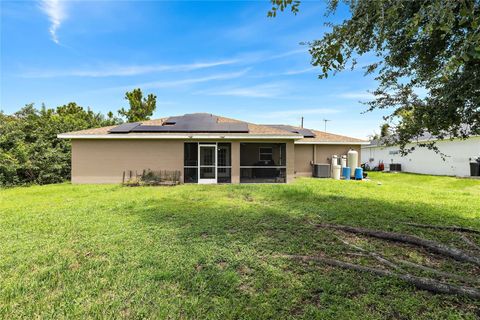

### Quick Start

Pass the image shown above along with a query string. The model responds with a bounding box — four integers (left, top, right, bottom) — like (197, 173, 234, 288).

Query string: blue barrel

(342, 167, 351, 180)
(354, 167, 363, 180)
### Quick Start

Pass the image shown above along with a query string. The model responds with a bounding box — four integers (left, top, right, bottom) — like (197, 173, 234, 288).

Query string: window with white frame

(259, 147, 273, 162)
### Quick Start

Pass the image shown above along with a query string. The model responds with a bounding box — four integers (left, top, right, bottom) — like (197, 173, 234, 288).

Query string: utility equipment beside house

(470, 158, 480, 176)
(332, 164, 341, 180)
(331, 155, 338, 175)
(340, 155, 347, 168)
(354, 167, 363, 180)
(313, 164, 331, 178)
(347, 149, 359, 177)
(389, 163, 402, 172)
(342, 167, 351, 180)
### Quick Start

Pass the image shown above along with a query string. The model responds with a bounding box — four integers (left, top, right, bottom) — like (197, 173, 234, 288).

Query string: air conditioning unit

(389, 163, 402, 172)
(313, 164, 331, 178)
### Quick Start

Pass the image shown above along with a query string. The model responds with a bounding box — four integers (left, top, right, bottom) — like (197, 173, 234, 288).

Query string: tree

(380, 123, 390, 138)
(0, 103, 120, 186)
(270, 0, 480, 153)
(118, 88, 157, 122)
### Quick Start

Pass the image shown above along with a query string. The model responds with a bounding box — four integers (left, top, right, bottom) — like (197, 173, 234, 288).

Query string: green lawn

(1, 173, 479, 319)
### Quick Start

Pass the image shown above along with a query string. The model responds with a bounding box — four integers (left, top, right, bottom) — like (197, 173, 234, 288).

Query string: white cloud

(337, 91, 373, 100)
(268, 48, 307, 60)
(97, 69, 249, 92)
(234, 48, 309, 66)
(280, 67, 316, 76)
(39, 0, 67, 44)
(22, 59, 238, 78)
(20, 48, 308, 78)
(250, 66, 316, 79)
(197, 83, 285, 98)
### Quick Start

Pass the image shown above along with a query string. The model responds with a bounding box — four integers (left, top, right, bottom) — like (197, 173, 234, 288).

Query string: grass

(1, 172, 479, 319)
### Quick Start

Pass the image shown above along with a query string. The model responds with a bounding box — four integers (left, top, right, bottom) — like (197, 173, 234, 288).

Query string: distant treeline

(0, 103, 121, 187)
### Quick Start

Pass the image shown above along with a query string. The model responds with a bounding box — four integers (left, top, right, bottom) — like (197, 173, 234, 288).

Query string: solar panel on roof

(108, 114, 249, 134)
(108, 122, 141, 133)
(295, 128, 316, 138)
(130, 123, 248, 133)
(265, 125, 316, 138)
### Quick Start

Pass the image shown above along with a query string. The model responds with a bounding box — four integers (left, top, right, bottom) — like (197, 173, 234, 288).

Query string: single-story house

(361, 134, 480, 177)
(58, 113, 368, 184)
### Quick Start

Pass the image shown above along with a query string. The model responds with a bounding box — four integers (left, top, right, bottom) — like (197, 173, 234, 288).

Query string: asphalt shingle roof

(60, 113, 366, 143)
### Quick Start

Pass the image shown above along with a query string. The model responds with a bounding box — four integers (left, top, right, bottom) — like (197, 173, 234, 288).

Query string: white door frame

(198, 144, 217, 184)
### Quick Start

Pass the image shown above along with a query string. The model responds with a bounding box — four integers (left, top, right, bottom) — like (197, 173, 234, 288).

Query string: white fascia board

(57, 134, 303, 140)
(295, 141, 370, 145)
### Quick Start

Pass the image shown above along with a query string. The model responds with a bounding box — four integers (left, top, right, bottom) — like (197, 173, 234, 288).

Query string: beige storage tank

(331, 155, 338, 175)
(347, 149, 358, 177)
(331, 155, 338, 166)
(340, 155, 347, 168)
(332, 164, 341, 180)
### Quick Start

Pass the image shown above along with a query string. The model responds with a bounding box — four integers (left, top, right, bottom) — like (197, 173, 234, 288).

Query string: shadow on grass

(3, 181, 479, 319)
(113, 186, 479, 318)
(135, 185, 480, 249)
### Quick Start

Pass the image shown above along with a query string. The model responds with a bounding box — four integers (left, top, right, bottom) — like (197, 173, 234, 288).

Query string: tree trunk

(338, 236, 477, 283)
(317, 223, 480, 266)
(393, 258, 478, 284)
(460, 234, 480, 251)
(405, 223, 480, 235)
(281, 254, 480, 299)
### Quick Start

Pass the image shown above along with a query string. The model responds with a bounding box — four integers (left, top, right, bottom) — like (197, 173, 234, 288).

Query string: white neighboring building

(361, 136, 480, 177)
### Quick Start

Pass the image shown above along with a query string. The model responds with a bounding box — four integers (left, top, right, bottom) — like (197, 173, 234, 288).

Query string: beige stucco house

(58, 113, 367, 184)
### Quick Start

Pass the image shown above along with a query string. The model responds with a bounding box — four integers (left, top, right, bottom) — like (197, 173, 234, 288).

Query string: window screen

(184, 143, 198, 166)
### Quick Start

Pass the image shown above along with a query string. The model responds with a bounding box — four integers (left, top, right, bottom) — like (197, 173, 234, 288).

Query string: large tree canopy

(1, 87, 159, 187)
(270, 0, 480, 152)
(0, 103, 120, 186)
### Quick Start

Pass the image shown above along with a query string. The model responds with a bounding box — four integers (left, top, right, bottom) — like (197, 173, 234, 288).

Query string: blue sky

(1, 0, 387, 138)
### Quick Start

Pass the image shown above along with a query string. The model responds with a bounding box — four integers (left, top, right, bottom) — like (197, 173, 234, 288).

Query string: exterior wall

(294, 144, 362, 177)
(361, 137, 480, 177)
(71, 139, 365, 184)
(71, 139, 296, 184)
(71, 140, 184, 183)
(294, 144, 314, 177)
(315, 145, 361, 166)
